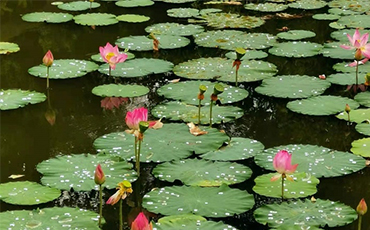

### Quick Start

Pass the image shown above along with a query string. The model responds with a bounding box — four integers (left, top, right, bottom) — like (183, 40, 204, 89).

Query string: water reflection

(100, 97, 129, 111)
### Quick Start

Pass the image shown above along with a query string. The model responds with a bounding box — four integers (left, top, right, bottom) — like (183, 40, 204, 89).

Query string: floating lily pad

(326, 73, 366, 85)
(0, 42, 20, 54)
(153, 159, 252, 186)
(91, 52, 135, 62)
(335, 15, 370, 29)
(154, 0, 196, 3)
(329, 21, 346, 30)
(199, 8, 222, 15)
(321, 42, 359, 59)
(288, 0, 327, 10)
(37, 153, 137, 191)
(244, 3, 288, 12)
(0, 181, 60, 205)
(328, 0, 370, 13)
(196, 13, 265, 29)
(331, 29, 370, 42)
(255, 75, 331, 99)
(277, 30, 316, 40)
(0, 89, 46, 110)
(312, 13, 340, 20)
(74, 13, 118, 26)
(328, 8, 361, 15)
(143, 185, 255, 217)
(116, 35, 190, 51)
(94, 123, 229, 162)
(173, 57, 277, 82)
(351, 138, 370, 157)
(336, 109, 370, 123)
(269, 42, 323, 58)
(115, 0, 154, 7)
(0, 207, 102, 229)
(287, 95, 360, 116)
(200, 137, 265, 161)
(22, 12, 73, 23)
(225, 50, 268, 60)
(157, 81, 249, 106)
(116, 14, 150, 23)
(145, 23, 204, 36)
(98, 58, 173, 77)
(356, 123, 370, 136)
(254, 199, 357, 228)
(152, 101, 244, 124)
(254, 144, 366, 178)
(333, 62, 370, 73)
(355, 91, 370, 107)
(57, 1, 100, 11)
(167, 8, 199, 18)
(92, 84, 149, 97)
(29, 59, 99, 79)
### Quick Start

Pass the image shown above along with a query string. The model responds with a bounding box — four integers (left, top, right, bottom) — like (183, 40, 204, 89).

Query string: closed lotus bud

(357, 198, 367, 216)
(94, 164, 105, 185)
(365, 73, 370, 86)
(355, 49, 362, 61)
(43, 50, 54, 67)
(139, 121, 150, 134)
(345, 104, 351, 114)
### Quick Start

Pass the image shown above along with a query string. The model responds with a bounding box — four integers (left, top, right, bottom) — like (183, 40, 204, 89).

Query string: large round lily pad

(153, 159, 252, 186)
(326, 73, 366, 85)
(312, 13, 340, 20)
(286, 95, 360, 116)
(331, 29, 370, 42)
(329, 0, 370, 12)
(255, 75, 331, 99)
(288, 0, 327, 10)
(254, 144, 366, 178)
(356, 123, 370, 136)
(151, 101, 244, 124)
(328, 8, 361, 15)
(336, 109, 370, 123)
(0, 42, 20, 54)
(73, 13, 118, 26)
(36, 153, 137, 191)
(116, 14, 150, 23)
(115, 0, 154, 7)
(320, 42, 355, 59)
(277, 30, 316, 40)
(57, 1, 100, 11)
(92, 84, 149, 97)
(167, 8, 199, 18)
(143, 185, 255, 217)
(335, 15, 370, 29)
(0, 89, 46, 110)
(333, 62, 370, 73)
(145, 23, 204, 36)
(21, 12, 73, 23)
(154, 0, 196, 2)
(116, 35, 190, 51)
(0, 181, 60, 205)
(351, 138, 370, 157)
(269, 42, 323, 58)
(29, 59, 99, 79)
(225, 50, 268, 60)
(173, 57, 277, 83)
(253, 172, 319, 198)
(195, 12, 265, 29)
(98, 58, 173, 77)
(355, 91, 370, 107)
(200, 137, 265, 161)
(254, 199, 357, 228)
(157, 81, 249, 106)
(94, 123, 229, 162)
(244, 3, 288, 12)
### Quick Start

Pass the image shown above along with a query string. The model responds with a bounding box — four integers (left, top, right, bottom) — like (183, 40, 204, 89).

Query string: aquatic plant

(42, 50, 53, 89)
(94, 164, 105, 227)
(99, 42, 128, 76)
(131, 212, 153, 230)
(356, 198, 367, 230)
(197, 85, 207, 124)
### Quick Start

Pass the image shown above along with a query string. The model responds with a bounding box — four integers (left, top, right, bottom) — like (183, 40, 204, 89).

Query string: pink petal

(353, 29, 361, 43)
(340, 45, 352, 50)
(363, 44, 370, 58)
(286, 163, 298, 174)
(348, 61, 358, 67)
(347, 33, 355, 46)
(106, 190, 120, 205)
(360, 33, 369, 46)
(270, 174, 281, 182)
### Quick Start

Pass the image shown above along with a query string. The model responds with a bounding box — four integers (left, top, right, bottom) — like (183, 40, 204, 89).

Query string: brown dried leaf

(187, 122, 208, 136)
(8, 174, 25, 179)
(168, 79, 180, 83)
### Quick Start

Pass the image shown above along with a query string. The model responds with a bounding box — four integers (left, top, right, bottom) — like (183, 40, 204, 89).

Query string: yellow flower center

(105, 52, 115, 61)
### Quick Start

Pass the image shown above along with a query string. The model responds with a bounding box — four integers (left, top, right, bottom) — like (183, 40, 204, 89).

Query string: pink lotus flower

(99, 42, 128, 70)
(347, 58, 369, 67)
(94, 164, 105, 185)
(131, 212, 153, 230)
(340, 29, 370, 59)
(357, 198, 367, 216)
(125, 108, 163, 135)
(43, 50, 54, 67)
(271, 150, 298, 182)
(106, 181, 132, 205)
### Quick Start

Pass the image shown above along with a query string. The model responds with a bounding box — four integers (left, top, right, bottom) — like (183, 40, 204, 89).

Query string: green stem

(134, 136, 139, 176)
(348, 113, 350, 122)
(98, 184, 103, 227)
(235, 69, 238, 87)
(109, 66, 111, 77)
(137, 138, 142, 177)
(281, 174, 285, 200)
(198, 99, 201, 125)
(354, 61, 359, 93)
(358, 215, 362, 230)
(209, 100, 213, 127)
(119, 199, 123, 230)
(46, 67, 50, 89)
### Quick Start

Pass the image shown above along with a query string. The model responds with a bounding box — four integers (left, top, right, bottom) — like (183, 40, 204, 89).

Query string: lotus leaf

(225, 50, 268, 60)
(57, 1, 100, 11)
(199, 8, 222, 15)
(0, 207, 102, 229)
(312, 13, 340, 20)
(115, 0, 154, 7)
(0, 181, 60, 205)
(37, 153, 137, 191)
(98, 58, 173, 77)
(0, 89, 46, 110)
(153, 159, 252, 186)
(331, 29, 370, 42)
(329, 21, 346, 30)
(244, 3, 288, 12)
(322, 42, 362, 59)
(116, 14, 150, 22)
(335, 15, 370, 29)
(157, 80, 249, 106)
(328, 0, 370, 13)
(269, 42, 323, 58)
(254, 144, 366, 178)
(200, 137, 265, 161)
(116, 35, 190, 51)
(91, 52, 135, 62)
(254, 199, 357, 228)
(351, 138, 370, 157)
(333, 62, 370, 73)
(255, 75, 331, 99)
(0, 42, 20, 54)
(173, 57, 277, 82)
(286, 95, 360, 116)
(154, 0, 196, 3)
(277, 30, 316, 40)
(145, 23, 204, 36)
(356, 123, 370, 136)
(92, 84, 149, 97)
(326, 73, 366, 85)
(355, 91, 370, 107)
(167, 8, 199, 18)
(28, 59, 99, 79)
(94, 123, 229, 162)
(22, 12, 73, 23)
(288, 0, 327, 10)
(336, 109, 370, 123)
(143, 185, 255, 217)
(74, 13, 118, 26)
(328, 8, 361, 15)
(196, 13, 265, 29)
(151, 101, 244, 124)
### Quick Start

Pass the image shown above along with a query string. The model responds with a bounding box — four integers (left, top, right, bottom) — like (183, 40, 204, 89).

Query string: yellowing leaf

(8, 174, 25, 179)
(187, 122, 208, 136)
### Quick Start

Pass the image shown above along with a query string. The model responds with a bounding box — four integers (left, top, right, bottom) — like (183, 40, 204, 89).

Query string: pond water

(1, 0, 369, 229)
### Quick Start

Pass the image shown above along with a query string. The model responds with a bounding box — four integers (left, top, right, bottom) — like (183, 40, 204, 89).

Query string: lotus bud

(357, 198, 367, 216)
(43, 50, 54, 67)
(355, 49, 362, 61)
(198, 85, 207, 100)
(94, 164, 105, 185)
(365, 73, 370, 86)
(345, 104, 351, 114)
(131, 212, 153, 230)
(139, 121, 150, 134)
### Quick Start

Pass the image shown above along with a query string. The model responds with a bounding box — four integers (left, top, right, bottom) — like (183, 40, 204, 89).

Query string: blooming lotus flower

(43, 50, 54, 67)
(340, 29, 370, 59)
(271, 150, 298, 182)
(99, 42, 128, 70)
(106, 181, 133, 205)
(125, 108, 163, 136)
(94, 164, 105, 185)
(131, 212, 153, 230)
(357, 198, 367, 216)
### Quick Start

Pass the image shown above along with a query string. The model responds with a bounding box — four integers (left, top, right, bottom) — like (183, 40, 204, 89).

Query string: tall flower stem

(235, 69, 238, 87)
(134, 136, 139, 176)
(355, 61, 359, 93)
(358, 215, 362, 230)
(109, 66, 112, 77)
(209, 100, 213, 127)
(46, 66, 50, 89)
(119, 199, 123, 230)
(198, 99, 202, 125)
(98, 184, 103, 227)
(137, 139, 142, 177)
(281, 174, 285, 199)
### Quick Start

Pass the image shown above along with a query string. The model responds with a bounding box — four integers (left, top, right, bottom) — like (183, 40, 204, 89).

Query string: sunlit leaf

(116, 35, 190, 51)
(57, 1, 100, 11)
(92, 84, 149, 97)
(74, 13, 118, 26)
(115, 0, 154, 7)
(167, 8, 199, 18)
(22, 12, 73, 23)
(145, 23, 204, 36)
(269, 42, 323, 58)
(0, 42, 20, 54)
(0, 89, 46, 110)
(244, 3, 288, 12)
(277, 30, 316, 40)
(336, 109, 370, 123)
(116, 14, 150, 23)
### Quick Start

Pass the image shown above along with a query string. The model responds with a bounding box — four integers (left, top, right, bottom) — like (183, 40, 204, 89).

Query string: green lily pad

(351, 138, 370, 157)
(92, 84, 149, 97)
(355, 91, 370, 107)
(288, 0, 327, 10)
(194, 30, 277, 50)
(167, 8, 199, 18)
(356, 123, 370, 136)
(329, 21, 346, 30)
(94, 123, 229, 162)
(199, 8, 222, 15)
(225, 50, 268, 60)
(57, 1, 100, 11)
(287, 95, 360, 116)
(244, 3, 288, 12)
(312, 13, 340, 20)
(157, 80, 249, 106)
(0, 207, 102, 229)
(255, 75, 331, 99)
(328, 8, 361, 15)
(37, 153, 137, 191)
(253, 172, 319, 199)
(28, 59, 99, 79)
(328, 0, 370, 13)
(0, 181, 60, 205)
(145, 23, 204, 36)
(98, 58, 173, 77)
(269, 42, 323, 58)
(321, 42, 358, 59)
(277, 30, 316, 40)
(0, 89, 46, 110)
(153, 159, 252, 186)
(254, 199, 357, 228)
(154, 0, 196, 3)
(22, 12, 73, 23)
(195, 12, 265, 29)
(336, 109, 370, 123)
(331, 29, 370, 42)
(326, 73, 366, 85)
(335, 15, 370, 29)
(91, 51, 135, 62)
(74, 13, 118, 26)
(143, 185, 255, 217)
(115, 0, 154, 7)
(116, 35, 190, 51)
(254, 144, 366, 178)
(200, 137, 265, 161)
(116, 14, 150, 23)
(333, 62, 370, 73)
(0, 42, 20, 54)
(173, 57, 277, 83)
(151, 101, 244, 124)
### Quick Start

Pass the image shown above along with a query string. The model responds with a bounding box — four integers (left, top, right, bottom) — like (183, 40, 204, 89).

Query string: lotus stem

(119, 199, 123, 230)
(134, 136, 140, 177)
(355, 61, 359, 93)
(358, 215, 362, 230)
(281, 174, 285, 200)
(108, 66, 111, 77)
(198, 99, 201, 125)
(137, 138, 142, 177)
(209, 100, 213, 127)
(46, 66, 50, 89)
(235, 69, 238, 87)
(98, 184, 103, 227)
